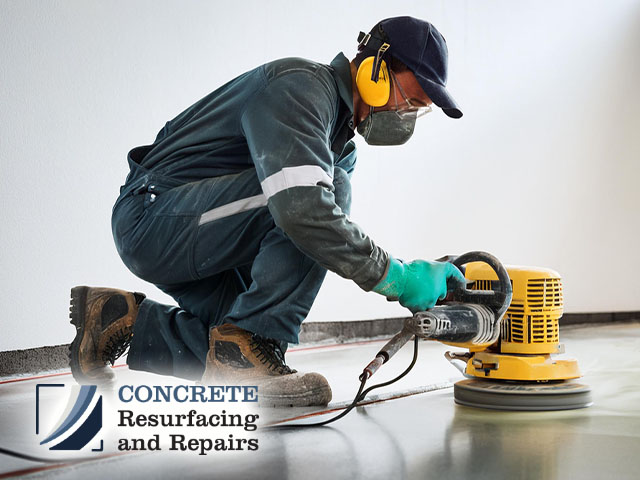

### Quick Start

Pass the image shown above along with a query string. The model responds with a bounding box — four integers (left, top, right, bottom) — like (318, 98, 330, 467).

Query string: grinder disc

(454, 378, 592, 411)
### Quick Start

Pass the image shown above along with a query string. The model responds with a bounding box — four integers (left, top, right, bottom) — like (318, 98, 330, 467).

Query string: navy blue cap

(360, 17, 462, 119)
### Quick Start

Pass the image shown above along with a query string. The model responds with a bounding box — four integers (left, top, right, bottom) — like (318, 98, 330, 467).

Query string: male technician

(69, 16, 465, 407)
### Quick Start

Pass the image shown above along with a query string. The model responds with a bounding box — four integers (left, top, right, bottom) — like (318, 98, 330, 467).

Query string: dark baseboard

(1, 312, 638, 377)
(561, 311, 639, 325)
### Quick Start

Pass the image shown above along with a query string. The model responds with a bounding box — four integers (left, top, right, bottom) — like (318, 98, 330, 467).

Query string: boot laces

(102, 327, 133, 365)
(249, 334, 293, 375)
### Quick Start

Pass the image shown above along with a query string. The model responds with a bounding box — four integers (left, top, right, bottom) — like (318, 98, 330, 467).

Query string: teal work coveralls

(112, 53, 389, 379)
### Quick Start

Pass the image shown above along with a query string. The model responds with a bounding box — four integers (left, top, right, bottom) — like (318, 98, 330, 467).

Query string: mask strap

(363, 106, 375, 139)
(389, 70, 412, 110)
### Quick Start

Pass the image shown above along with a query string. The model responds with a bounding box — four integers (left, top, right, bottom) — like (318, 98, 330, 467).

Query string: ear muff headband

(356, 57, 390, 107)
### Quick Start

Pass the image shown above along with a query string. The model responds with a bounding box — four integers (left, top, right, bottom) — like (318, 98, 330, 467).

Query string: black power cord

(268, 336, 420, 428)
(0, 445, 90, 464)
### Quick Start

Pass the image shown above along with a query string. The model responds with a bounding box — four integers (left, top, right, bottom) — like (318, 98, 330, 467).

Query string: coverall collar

(329, 52, 354, 115)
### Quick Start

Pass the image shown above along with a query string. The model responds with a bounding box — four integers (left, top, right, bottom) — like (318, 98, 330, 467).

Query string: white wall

(1, 0, 639, 351)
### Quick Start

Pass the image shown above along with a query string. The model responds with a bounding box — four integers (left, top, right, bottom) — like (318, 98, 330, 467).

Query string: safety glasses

(390, 71, 433, 119)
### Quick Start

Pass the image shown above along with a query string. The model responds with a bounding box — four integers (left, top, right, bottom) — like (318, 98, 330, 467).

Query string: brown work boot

(202, 323, 332, 407)
(68, 286, 145, 385)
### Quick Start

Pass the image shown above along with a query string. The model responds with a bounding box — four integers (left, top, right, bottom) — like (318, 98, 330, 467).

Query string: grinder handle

(449, 251, 513, 321)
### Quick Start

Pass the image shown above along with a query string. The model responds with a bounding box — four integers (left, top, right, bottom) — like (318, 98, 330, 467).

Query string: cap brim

(416, 75, 463, 119)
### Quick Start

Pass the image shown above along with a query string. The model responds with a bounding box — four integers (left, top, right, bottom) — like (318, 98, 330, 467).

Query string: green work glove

(373, 257, 466, 313)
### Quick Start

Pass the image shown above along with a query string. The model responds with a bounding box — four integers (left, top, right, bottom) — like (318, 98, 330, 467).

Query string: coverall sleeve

(241, 69, 389, 291)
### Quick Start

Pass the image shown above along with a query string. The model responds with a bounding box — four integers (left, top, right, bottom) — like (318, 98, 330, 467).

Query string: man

(69, 16, 465, 407)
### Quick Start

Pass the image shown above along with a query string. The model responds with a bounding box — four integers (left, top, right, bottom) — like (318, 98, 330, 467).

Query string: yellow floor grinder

(277, 251, 591, 428)
(361, 250, 592, 412)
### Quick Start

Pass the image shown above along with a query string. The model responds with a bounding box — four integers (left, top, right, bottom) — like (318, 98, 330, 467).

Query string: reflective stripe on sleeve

(260, 165, 333, 200)
(198, 194, 268, 226)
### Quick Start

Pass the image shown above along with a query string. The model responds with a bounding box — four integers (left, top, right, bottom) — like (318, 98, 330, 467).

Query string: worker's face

(356, 68, 433, 146)
(378, 68, 433, 114)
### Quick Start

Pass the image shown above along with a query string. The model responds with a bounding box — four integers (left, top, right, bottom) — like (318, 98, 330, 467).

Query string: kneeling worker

(69, 16, 465, 407)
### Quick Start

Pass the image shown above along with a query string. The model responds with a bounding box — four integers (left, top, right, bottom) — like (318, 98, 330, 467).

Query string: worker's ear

(355, 57, 390, 107)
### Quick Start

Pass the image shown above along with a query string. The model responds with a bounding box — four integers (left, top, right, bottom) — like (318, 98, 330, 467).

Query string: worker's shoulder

(262, 57, 335, 87)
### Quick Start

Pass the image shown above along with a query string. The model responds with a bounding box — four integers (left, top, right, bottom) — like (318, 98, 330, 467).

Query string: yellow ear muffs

(356, 57, 390, 107)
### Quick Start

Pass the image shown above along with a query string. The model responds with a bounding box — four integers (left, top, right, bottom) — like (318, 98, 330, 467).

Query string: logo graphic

(36, 384, 103, 451)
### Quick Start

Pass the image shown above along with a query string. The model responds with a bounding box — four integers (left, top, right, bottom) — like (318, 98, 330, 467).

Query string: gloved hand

(372, 257, 466, 313)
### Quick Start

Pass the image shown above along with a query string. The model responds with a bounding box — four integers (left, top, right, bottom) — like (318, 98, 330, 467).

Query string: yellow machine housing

(462, 263, 581, 381)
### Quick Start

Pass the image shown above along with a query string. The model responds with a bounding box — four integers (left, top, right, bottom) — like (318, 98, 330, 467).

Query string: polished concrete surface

(0, 322, 638, 479)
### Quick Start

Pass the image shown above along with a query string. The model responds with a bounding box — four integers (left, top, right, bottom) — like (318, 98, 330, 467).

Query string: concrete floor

(0, 322, 639, 479)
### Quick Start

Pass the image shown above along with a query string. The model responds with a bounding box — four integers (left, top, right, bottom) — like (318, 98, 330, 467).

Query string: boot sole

(68, 286, 91, 384)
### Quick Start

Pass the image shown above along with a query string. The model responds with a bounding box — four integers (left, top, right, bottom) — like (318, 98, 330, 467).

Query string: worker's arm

(241, 68, 387, 290)
(241, 67, 465, 305)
